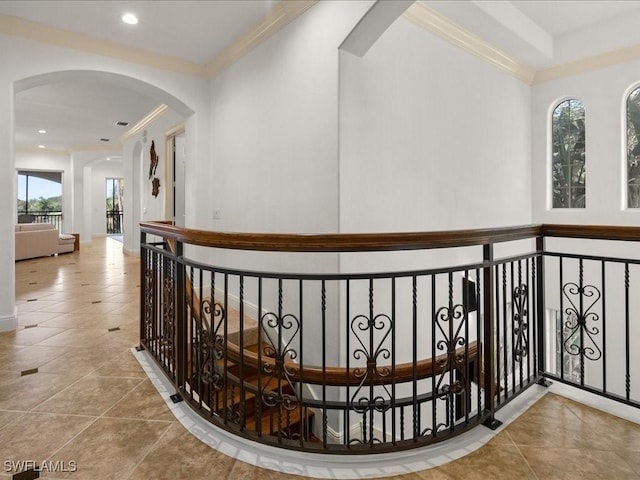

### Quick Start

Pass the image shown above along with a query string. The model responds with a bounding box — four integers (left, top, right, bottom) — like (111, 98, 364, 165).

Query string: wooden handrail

(224, 340, 479, 386)
(143, 222, 640, 253)
(541, 224, 640, 242)
(141, 221, 541, 252)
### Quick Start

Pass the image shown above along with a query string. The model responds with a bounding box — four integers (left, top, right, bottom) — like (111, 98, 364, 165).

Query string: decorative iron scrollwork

(349, 314, 392, 406)
(260, 312, 300, 377)
(259, 311, 301, 436)
(513, 284, 529, 362)
(143, 260, 154, 342)
(562, 282, 602, 361)
(433, 303, 468, 399)
(193, 299, 226, 390)
(347, 313, 392, 445)
(161, 273, 175, 356)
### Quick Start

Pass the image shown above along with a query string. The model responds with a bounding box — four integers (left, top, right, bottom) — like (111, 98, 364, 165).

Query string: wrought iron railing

(17, 210, 63, 231)
(539, 225, 640, 408)
(139, 222, 640, 454)
(107, 210, 123, 234)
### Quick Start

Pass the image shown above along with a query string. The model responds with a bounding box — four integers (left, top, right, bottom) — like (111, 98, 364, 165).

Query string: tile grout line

(122, 419, 178, 480)
(42, 415, 102, 465)
(505, 430, 541, 480)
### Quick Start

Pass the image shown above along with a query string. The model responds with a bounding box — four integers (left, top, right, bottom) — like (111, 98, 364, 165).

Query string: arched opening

(14, 70, 193, 252)
(4, 69, 196, 332)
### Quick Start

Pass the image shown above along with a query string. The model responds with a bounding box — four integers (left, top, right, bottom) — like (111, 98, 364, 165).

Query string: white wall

(90, 160, 124, 236)
(0, 80, 15, 330)
(337, 15, 533, 385)
(532, 59, 640, 225)
(70, 149, 122, 242)
(339, 16, 532, 234)
(209, 0, 372, 236)
(121, 107, 183, 254)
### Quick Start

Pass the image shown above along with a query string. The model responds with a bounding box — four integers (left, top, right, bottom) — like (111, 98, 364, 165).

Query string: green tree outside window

(552, 99, 586, 209)
(627, 88, 640, 208)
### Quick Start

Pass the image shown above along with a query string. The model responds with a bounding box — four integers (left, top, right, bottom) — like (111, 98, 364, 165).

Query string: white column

(0, 81, 16, 331)
(82, 165, 93, 244)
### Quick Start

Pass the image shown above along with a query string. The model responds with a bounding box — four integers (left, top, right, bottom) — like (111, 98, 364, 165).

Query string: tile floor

(2, 237, 640, 479)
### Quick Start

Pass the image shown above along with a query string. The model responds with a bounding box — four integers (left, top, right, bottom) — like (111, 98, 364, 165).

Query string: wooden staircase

(165, 238, 316, 443)
(187, 304, 316, 443)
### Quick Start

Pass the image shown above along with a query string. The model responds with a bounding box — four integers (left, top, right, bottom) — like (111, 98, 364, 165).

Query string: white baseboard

(123, 246, 140, 257)
(326, 422, 366, 445)
(0, 308, 17, 332)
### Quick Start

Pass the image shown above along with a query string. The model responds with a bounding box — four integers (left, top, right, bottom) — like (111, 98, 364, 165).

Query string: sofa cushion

(15, 227, 59, 260)
(19, 223, 55, 232)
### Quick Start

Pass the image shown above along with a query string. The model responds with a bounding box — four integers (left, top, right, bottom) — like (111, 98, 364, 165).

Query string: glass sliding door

(106, 178, 124, 235)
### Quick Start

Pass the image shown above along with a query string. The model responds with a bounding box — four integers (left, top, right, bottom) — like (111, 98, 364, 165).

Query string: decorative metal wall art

(149, 140, 159, 179)
(152, 177, 160, 198)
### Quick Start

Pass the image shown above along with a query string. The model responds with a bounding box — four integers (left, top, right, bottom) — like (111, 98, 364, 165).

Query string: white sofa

(15, 223, 75, 261)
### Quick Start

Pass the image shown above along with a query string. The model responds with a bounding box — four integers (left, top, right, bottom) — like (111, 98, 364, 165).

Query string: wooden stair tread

(244, 403, 315, 435)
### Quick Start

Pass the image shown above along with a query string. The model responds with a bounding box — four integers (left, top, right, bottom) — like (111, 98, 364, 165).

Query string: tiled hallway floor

(3, 237, 640, 479)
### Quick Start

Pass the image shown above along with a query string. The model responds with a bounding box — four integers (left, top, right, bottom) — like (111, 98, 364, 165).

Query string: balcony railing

(139, 222, 640, 454)
(18, 211, 63, 231)
(107, 210, 123, 234)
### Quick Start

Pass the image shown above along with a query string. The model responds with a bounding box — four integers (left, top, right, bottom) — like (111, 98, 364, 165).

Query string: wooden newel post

(482, 243, 502, 429)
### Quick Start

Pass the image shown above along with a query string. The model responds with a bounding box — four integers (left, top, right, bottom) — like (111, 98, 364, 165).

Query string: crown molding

(534, 43, 640, 84)
(0, 1, 317, 80)
(206, 0, 318, 78)
(165, 122, 185, 138)
(0, 14, 207, 77)
(403, 2, 536, 85)
(121, 104, 169, 143)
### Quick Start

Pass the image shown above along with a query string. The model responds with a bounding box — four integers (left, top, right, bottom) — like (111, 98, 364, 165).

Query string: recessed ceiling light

(37, 129, 46, 134)
(37, 145, 45, 149)
(121, 13, 138, 25)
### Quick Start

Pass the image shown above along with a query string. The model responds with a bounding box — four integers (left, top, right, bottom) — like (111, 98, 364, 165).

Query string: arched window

(551, 99, 585, 209)
(626, 87, 640, 208)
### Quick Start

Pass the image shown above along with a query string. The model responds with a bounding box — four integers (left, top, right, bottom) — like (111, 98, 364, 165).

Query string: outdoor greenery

(627, 88, 640, 208)
(552, 99, 586, 208)
(17, 195, 62, 213)
(106, 178, 124, 212)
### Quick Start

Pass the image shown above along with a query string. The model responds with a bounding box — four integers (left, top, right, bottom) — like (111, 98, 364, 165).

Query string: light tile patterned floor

(2, 237, 640, 479)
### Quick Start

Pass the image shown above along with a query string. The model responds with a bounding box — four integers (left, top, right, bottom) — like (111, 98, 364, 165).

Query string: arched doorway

(3, 69, 198, 332)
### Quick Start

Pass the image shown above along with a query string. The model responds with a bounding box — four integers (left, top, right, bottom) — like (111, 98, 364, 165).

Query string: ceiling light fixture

(37, 129, 46, 134)
(121, 13, 138, 25)
(38, 145, 45, 149)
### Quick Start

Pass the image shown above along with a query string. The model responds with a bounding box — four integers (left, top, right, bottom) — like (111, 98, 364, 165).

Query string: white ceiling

(511, 0, 640, 36)
(0, 0, 275, 64)
(6, 0, 640, 155)
(15, 80, 159, 152)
